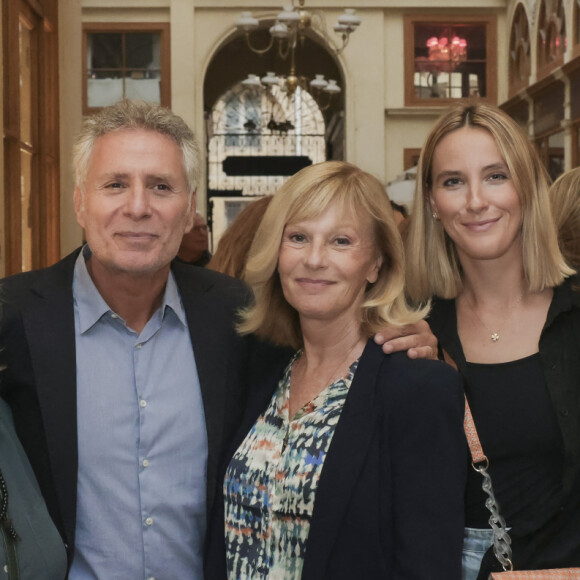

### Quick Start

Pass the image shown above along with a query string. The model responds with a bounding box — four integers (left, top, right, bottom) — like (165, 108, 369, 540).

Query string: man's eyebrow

(145, 173, 177, 182)
(96, 172, 178, 182)
(97, 172, 130, 181)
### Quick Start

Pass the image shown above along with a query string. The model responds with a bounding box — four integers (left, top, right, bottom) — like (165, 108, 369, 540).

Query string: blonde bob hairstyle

(405, 102, 572, 303)
(550, 166, 580, 269)
(237, 161, 427, 349)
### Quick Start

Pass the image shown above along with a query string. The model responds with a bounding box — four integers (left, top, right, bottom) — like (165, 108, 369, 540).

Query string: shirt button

(145, 517, 153, 526)
(142, 459, 150, 467)
(139, 399, 147, 408)
(560, 408, 570, 417)
(111, 313, 118, 319)
(136, 343, 143, 349)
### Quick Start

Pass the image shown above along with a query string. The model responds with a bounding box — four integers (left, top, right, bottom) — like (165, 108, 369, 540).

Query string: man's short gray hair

(73, 100, 201, 194)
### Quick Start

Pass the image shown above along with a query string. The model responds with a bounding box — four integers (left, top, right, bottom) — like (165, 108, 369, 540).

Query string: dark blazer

(206, 340, 467, 579)
(0, 248, 255, 563)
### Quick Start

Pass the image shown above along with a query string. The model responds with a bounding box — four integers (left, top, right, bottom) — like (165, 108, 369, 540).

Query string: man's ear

(74, 187, 86, 229)
(184, 191, 197, 233)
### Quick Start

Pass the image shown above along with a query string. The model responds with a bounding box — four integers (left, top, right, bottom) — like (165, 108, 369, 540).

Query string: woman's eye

(442, 177, 462, 187)
(335, 237, 351, 246)
(289, 233, 306, 243)
(488, 173, 507, 182)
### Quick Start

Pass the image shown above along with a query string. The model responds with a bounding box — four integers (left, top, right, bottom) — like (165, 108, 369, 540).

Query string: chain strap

(473, 459, 513, 571)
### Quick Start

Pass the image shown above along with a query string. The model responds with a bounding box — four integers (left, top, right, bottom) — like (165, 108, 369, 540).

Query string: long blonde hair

(405, 102, 571, 303)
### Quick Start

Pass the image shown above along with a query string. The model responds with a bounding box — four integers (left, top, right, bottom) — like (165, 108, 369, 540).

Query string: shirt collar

(73, 245, 188, 333)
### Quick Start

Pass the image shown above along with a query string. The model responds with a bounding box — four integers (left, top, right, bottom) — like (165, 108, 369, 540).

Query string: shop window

(533, 81, 564, 135)
(536, 131, 565, 181)
(83, 23, 170, 112)
(537, 0, 566, 78)
(508, 99, 530, 131)
(532, 80, 565, 179)
(404, 15, 497, 105)
(509, 4, 531, 95)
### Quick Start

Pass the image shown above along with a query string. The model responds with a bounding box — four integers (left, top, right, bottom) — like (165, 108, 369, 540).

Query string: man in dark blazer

(0, 100, 257, 578)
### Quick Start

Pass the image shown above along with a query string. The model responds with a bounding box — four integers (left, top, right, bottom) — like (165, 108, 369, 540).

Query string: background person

(206, 161, 466, 579)
(177, 211, 212, 266)
(389, 199, 409, 226)
(405, 102, 580, 578)
(207, 196, 272, 278)
(549, 166, 580, 269)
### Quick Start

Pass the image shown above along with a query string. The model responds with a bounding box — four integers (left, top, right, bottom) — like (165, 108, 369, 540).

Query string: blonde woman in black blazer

(206, 161, 466, 579)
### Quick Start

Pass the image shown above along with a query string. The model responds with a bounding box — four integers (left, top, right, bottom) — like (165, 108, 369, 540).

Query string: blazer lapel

(173, 265, 245, 518)
(301, 340, 385, 579)
(23, 253, 80, 546)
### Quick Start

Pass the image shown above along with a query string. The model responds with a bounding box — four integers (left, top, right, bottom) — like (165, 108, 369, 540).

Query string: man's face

(180, 213, 209, 255)
(74, 129, 195, 278)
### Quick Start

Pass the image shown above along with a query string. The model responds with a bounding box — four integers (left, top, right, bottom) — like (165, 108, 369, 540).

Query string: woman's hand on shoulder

(374, 320, 438, 360)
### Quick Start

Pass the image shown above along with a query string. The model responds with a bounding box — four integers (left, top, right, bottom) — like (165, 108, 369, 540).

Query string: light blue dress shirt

(70, 248, 208, 580)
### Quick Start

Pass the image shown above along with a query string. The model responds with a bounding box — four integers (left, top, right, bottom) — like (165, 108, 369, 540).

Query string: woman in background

(206, 161, 466, 579)
(207, 196, 272, 278)
(406, 102, 580, 578)
(550, 166, 580, 269)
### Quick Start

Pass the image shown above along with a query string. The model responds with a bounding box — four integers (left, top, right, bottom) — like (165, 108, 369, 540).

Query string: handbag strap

(442, 349, 514, 572)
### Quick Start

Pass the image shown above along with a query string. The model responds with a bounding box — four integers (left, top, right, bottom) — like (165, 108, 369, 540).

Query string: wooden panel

(2, 0, 60, 274)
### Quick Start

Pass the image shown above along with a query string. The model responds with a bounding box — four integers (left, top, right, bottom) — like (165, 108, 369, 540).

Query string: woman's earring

(432, 212, 439, 220)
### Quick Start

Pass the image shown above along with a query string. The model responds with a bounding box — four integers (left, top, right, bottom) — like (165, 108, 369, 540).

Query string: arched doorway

(203, 25, 345, 246)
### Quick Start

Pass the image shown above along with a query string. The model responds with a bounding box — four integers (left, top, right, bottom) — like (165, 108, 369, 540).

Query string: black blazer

(0, 248, 254, 563)
(206, 340, 467, 579)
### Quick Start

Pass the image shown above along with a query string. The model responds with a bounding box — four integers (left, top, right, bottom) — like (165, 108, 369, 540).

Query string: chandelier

(235, 2, 361, 99)
(425, 35, 468, 73)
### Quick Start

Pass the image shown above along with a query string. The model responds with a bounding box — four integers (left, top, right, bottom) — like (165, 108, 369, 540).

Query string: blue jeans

(462, 527, 494, 580)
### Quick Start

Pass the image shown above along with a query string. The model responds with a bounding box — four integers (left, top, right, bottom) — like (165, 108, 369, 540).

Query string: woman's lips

(295, 278, 334, 287)
(463, 217, 500, 232)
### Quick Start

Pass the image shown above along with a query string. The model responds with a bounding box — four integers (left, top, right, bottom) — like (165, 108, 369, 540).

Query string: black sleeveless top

(464, 353, 564, 529)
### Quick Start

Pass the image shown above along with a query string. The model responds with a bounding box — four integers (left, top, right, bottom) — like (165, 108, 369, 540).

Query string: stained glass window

(208, 82, 326, 196)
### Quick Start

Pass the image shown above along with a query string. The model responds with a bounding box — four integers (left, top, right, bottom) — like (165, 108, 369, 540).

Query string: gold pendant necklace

(467, 293, 524, 343)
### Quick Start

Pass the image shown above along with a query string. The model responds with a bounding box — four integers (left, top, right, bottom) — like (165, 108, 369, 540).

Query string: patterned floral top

(224, 352, 359, 580)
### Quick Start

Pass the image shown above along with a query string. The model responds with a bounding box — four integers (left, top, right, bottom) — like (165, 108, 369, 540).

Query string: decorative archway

(203, 22, 346, 243)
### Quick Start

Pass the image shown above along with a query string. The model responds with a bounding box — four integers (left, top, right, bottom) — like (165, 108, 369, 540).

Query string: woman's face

(277, 202, 382, 326)
(429, 126, 523, 264)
